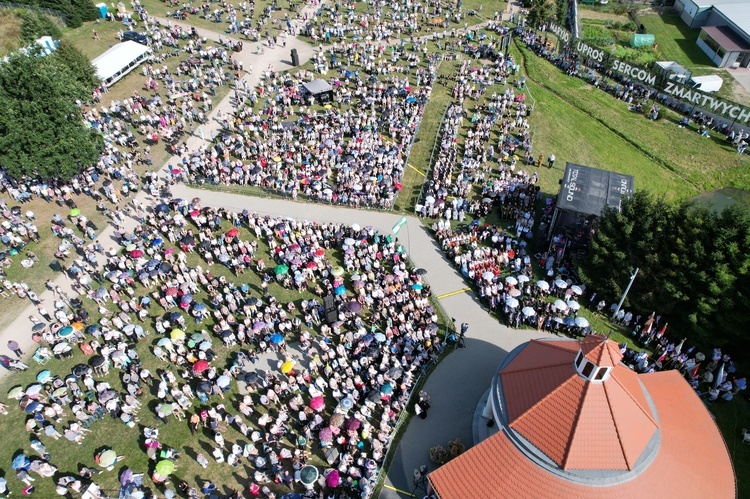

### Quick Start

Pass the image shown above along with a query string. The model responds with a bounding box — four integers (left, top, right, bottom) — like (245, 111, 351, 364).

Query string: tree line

(581, 191, 750, 354)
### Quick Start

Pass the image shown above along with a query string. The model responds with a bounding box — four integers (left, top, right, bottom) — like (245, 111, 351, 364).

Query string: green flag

(392, 216, 407, 235)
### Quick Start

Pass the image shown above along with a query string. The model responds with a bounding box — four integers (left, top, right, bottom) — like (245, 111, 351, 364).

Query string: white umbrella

(482, 271, 495, 281)
(351, 223, 361, 231)
(517, 275, 530, 283)
(522, 307, 536, 317)
(508, 289, 522, 297)
(505, 297, 519, 308)
(505, 276, 518, 286)
(554, 279, 568, 289)
(536, 280, 550, 291)
(574, 317, 589, 328)
(570, 285, 583, 295)
(553, 299, 568, 311)
(566, 300, 580, 311)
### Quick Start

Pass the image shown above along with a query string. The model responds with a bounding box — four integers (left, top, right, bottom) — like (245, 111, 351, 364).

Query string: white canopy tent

(92, 41, 150, 86)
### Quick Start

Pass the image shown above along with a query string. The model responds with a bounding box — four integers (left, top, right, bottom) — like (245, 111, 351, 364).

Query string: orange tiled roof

(429, 370, 736, 499)
(500, 338, 658, 470)
(580, 335, 623, 366)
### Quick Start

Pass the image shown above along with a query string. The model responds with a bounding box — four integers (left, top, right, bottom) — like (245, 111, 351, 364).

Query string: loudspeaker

(323, 295, 337, 324)
(290, 48, 299, 66)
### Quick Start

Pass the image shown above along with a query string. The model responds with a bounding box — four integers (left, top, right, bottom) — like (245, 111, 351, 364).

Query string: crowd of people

(2, 179, 444, 497)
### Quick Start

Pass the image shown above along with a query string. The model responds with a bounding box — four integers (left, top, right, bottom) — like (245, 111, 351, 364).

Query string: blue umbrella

(181, 294, 193, 304)
(380, 383, 393, 395)
(59, 325, 74, 337)
(152, 238, 163, 247)
(12, 454, 29, 470)
(194, 303, 207, 312)
(362, 334, 374, 346)
(36, 370, 51, 383)
(169, 312, 182, 322)
(146, 259, 160, 270)
(269, 334, 284, 345)
(25, 401, 41, 413)
(86, 324, 100, 335)
(374, 332, 386, 343)
(411, 283, 423, 291)
(335, 285, 346, 296)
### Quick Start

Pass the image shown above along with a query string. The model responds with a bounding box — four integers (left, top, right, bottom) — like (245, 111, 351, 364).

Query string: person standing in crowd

(7, 340, 22, 358)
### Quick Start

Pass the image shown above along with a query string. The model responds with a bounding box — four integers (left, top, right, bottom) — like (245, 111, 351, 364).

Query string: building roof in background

(429, 368, 736, 498)
(703, 24, 750, 51)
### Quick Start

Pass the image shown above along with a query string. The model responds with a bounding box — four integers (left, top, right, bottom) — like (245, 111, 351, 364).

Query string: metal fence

(414, 103, 452, 214)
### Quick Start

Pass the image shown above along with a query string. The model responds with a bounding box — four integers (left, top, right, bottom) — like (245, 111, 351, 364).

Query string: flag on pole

(392, 216, 407, 235)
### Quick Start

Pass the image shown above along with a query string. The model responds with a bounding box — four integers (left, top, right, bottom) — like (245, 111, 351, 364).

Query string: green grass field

(639, 12, 713, 68)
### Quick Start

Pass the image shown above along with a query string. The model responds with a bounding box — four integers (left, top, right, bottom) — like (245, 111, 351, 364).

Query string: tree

(0, 49, 103, 180)
(17, 10, 63, 44)
(527, 0, 554, 28)
(52, 39, 99, 88)
(581, 192, 750, 353)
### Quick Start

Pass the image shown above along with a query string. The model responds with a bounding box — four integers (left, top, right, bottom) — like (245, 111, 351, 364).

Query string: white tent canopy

(92, 41, 150, 86)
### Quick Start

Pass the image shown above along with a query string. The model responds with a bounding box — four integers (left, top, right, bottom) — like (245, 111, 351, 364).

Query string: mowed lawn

(514, 42, 750, 198)
(639, 12, 713, 68)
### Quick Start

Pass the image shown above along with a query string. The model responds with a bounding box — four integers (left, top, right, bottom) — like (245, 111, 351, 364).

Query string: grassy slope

(515, 42, 750, 197)
(0, 11, 22, 56)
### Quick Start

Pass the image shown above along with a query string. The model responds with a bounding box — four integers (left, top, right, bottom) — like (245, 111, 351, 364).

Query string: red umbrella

(130, 249, 144, 258)
(309, 396, 325, 411)
(315, 248, 325, 257)
(193, 360, 209, 374)
(306, 261, 317, 269)
(189, 210, 200, 217)
(226, 228, 239, 237)
(166, 287, 178, 296)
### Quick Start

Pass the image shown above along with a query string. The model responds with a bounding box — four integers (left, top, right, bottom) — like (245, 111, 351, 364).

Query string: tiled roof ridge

(500, 340, 577, 375)
(560, 378, 592, 470)
(603, 380, 633, 471)
(500, 359, 573, 375)
(581, 337, 622, 366)
(609, 370, 659, 428)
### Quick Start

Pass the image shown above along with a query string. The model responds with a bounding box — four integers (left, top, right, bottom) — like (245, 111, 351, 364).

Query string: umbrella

(299, 466, 319, 486)
(170, 329, 185, 340)
(197, 381, 211, 393)
(199, 341, 212, 351)
(193, 360, 209, 374)
(331, 266, 345, 277)
(411, 283, 423, 291)
(554, 279, 568, 289)
(26, 383, 43, 396)
(574, 317, 590, 328)
(130, 249, 143, 258)
(281, 360, 294, 374)
(380, 383, 393, 395)
(252, 321, 266, 331)
(7, 386, 23, 399)
(180, 235, 195, 245)
(194, 303, 207, 312)
(347, 301, 362, 313)
(344, 238, 356, 246)
(566, 300, 580, 311)
(157, 338, 172, 348)
(166, 287, 178, 297)
(330, 413, 345, 428)
(168, 312, 182, 323)
(522, 307, 536, 317)
(319, 426, 333, 442)
(31, 322, 46, 332)
(71, 322, 84, 331)
(120, 468, 134, 486)
(53, 342, 72, 355)
(98, 450, 117, 468)
(12, 454, 29, 470)
(309, 396, 325, 411)
(340, 397, 354, 411)
(482, 271, 495, 281)
(345, 417, 361, 431)
(99, 390, 117, 403)
(269, 333, 284, 345)
(180, 294, 193, 304)
(24, 401, 41, 413)
(326, 470, 341, 488)
(191, 332, 205, 343)
(52, 386, 68, 397)
(695, 352, 706, 362)
(335, 285, 346, 296)
(155, 460, 174, 475)
(69, 208, 81, 217)
(36, 370, 51, 383)
(505, 297, 519, 308)
(59, 325, 74, 338)
(226, 228, 239, 238)
(505, 276, 518, 285)
(508, 289, 522, 297)
(517, 275, 530, 283)
(216, 375, 231, 388)
(274, 264, 290, 275)
(537, 280, 550, 291)
(155, 203, 169, 214)
(571, 285, 583, 295)
(125, 244, 136, 252)
(553, 299, 568, 311)
(374, 332, 387, 343)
